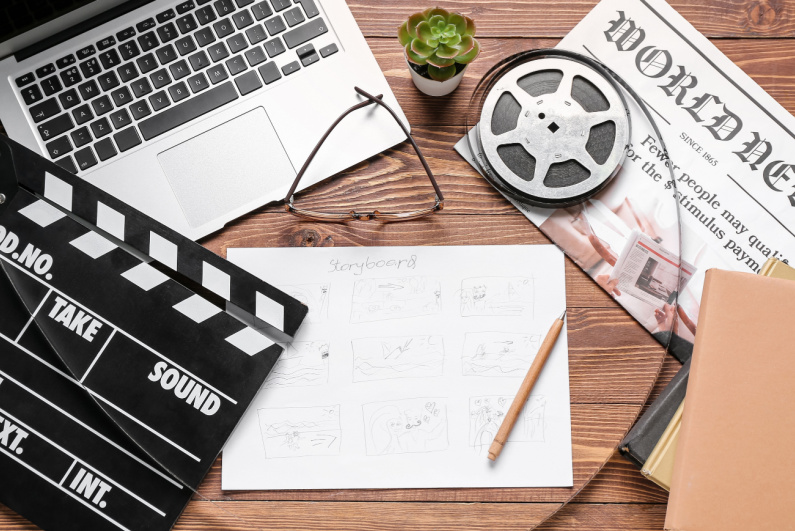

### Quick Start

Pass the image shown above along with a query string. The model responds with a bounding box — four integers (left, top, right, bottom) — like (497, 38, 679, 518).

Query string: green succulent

(398, 7, 480, 81)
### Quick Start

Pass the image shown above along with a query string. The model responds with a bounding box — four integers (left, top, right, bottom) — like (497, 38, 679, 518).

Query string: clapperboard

(0, 135, 307, 531)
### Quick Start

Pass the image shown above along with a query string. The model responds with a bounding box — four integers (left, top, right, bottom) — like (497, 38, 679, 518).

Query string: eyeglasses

(284, 87, 444, 221)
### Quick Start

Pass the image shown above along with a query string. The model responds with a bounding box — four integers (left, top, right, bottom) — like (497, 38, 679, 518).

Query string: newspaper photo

(456, 0, 795, 361)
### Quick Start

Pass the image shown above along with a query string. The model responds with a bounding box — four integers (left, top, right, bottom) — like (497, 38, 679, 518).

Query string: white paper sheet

(222, 245, 572, 489)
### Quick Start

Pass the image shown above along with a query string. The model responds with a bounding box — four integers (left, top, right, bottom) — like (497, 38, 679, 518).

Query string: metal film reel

(478, 57, 630, 207)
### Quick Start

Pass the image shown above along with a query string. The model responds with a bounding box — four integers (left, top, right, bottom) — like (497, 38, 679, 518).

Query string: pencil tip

(558, 309, 566, 320)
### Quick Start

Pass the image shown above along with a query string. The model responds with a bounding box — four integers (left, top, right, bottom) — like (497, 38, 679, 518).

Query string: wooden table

(2, 0, 793, 529)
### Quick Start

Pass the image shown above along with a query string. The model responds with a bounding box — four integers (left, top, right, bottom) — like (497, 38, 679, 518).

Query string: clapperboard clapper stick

(0, 135, 307, 531)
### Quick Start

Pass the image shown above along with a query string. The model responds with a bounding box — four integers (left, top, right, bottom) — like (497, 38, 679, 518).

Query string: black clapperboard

(0, 136, 307, 531)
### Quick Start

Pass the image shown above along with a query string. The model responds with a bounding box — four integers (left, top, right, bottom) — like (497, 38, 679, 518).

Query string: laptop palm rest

(157, 107, 295, 229)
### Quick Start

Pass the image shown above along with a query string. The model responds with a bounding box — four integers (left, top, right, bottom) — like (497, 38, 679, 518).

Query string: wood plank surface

(0, 0, 783, 528)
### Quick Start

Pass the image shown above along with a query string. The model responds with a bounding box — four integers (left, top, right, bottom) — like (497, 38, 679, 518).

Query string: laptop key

(157, 8, 177, 23)
(208, 42, 230, 62)
(30, 98, 60, 123)
(117, 27, 136, 41)
(150, 68, 172, 88)
(15, 73, 35, 87)
(170, 59, 192, 79)
(56, 54, 76, 69)
(236, 0, 255, 5)
(156, 44, 178, 64)
(109, 108, 133, 129)
(74, 147, 98, 170)
(283, 6, 304, 27)
(319, 43, 337, 57)
(244, 46, 267, 65)
(177, 1, 196, 14)
(21, 85, 43, 105)
(157, 22, 179, 43)
(257, 61, 281, 84)
(110, 85, 133, 107)
(271, 0, 291, 12)
(251, 1, 273, 20)
(97, 36, 116, 50)
(149, 92, 170, 111)
(233, 10, 253, 29)
(168, 81, 190, 102)
(130, 99, 152, 119)
(90, 117, 112, 138)
(79, 58, 101, 78)
(94, 138, 117, 161)
(59, 89, 80, 110)
(60, 67, 81, 87)
(245, 24, 267, 44)
(91, 95, 113, 116)
(196, 6, 217, 24)
(71, 127, 92, 148)
(99, 49, 122, 69)
(98, 71, 120, 91)
(176, 35, 197, 56)
(213, 18, 235, 38)
(214, 0, 236, 16)
(138, 81, 238, 140)
(41, 75, 63, 96)
(78, 79, 100, 100)
(55, 156, 78, 174)
(117, 62, 139, 82)
(281, 60, 300, 76)
(177, 14, 198, 34)
(138, 31, 159, 52)
(119, 40, 141, 60)
(195, 27, 216, 46)
(136, 18, 157, 32)
(36, 64, 56, 78)
(234, 69, 262, 95)
(46, 135, 72, 158)
(77, 45, 96, 59)
(207, 64, 229, 84)
(283, 17, 327, 48)
(189, 50, 210, 70)
(295, 43, 314, 57)
(137, 53, 158, 74)
(226, 33, 247, 52)
(264, 16, 286, 35)
(131, 78, 153, 98)
(263, 37, 285, 57)
(187, 72, 209, 93)
(300, 51, 319, 67)
(72, 104, 94, 125)
(225, 55, 247, 75)
(295, 0, 319, 18)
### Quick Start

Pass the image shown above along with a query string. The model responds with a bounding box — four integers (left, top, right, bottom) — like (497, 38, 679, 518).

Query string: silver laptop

(0, 0, 407, 240)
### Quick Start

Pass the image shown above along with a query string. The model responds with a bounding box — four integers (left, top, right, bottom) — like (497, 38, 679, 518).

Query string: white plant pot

(407, 60, 466, 97)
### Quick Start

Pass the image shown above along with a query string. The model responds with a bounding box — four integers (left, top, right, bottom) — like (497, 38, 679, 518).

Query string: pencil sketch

(352, 335, 444, 382)
(264, 340, 330, 389)
(469, 395, 546, 453)
(459, 277, 534, 317)
(280, 283, 330, 324)
(257, 405, 341, 459)
(362, 398, 448, 456)
(350, 277, 442, 323)
(461, 332, 542, 377)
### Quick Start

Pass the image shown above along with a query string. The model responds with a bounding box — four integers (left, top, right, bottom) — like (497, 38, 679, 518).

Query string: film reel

(476, 56, 630, 207)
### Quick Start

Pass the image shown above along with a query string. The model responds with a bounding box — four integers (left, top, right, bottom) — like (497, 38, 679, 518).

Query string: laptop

(0, 0, 408, 240)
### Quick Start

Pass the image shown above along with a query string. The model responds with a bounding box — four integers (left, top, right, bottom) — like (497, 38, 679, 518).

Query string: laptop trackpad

(157, 107, 295, 229)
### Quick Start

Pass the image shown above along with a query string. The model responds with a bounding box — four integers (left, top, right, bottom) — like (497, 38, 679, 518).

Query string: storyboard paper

(222, 245, 573, 489)
(456, 0, 795, 357)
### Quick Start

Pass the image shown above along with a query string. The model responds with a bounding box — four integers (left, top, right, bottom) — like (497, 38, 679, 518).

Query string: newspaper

(455, 0, 795, 360)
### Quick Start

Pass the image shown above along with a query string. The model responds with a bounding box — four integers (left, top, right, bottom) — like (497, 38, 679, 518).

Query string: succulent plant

(398, 7, 480, 82)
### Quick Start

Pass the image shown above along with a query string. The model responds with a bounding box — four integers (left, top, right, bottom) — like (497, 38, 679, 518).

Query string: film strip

(0, 135, 305, 531)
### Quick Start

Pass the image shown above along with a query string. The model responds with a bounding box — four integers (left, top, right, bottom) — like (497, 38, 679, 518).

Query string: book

(641, 399, 684, 491)
(665, 269, 795, 531)
(759, 257, 795, 281)
(618, 358, 690, 468)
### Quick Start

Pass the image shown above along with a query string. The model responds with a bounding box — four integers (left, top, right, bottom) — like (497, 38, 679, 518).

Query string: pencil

(488, 309, 566, 461)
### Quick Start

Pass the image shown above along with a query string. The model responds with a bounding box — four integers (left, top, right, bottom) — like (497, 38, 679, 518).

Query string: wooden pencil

(487, 310, 566, 461)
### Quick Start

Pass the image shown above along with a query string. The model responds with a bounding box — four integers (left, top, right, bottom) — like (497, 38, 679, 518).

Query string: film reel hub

(477, 56, 630, 207)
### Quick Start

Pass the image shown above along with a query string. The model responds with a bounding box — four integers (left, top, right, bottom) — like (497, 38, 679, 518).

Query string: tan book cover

(759, 257, 795, 281)
(641, 399, 684, 491)
(665, 269, 795, 531)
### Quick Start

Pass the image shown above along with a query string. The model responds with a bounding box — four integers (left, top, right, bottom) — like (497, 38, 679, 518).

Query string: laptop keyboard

(14, 0, 339, 174)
